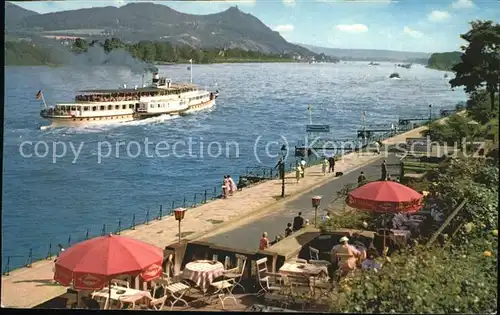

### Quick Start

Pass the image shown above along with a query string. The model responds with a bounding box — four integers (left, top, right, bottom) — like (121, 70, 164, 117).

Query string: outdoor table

(182, 260, 225, 292)
(92, 285, 152, 309)
(279, 261, 328, 278)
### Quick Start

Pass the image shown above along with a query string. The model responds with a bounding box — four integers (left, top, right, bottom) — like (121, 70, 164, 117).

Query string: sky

(13, 0, 500, 53)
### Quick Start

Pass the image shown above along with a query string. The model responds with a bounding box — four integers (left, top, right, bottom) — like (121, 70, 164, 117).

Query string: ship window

(129, 104, 134, 109)
(108, 105, 112, 110)
(92, 106, 97, 111)
(100, 106, 105, 111)
(84, 106, 89, 111)
(122, 105, 127, 109)
(150, 104, 154, 108)
(71, 106, 76, 110)
(115, 105, 120, 110)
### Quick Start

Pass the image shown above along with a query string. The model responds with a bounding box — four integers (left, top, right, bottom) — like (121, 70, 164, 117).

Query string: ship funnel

(152, 72, 160, 84)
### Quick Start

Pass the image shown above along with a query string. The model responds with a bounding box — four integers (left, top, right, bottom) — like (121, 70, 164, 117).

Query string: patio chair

(223, 253, 247, 293)
(154, 278, 190, 310)
(209, 279, 238, 309)
(111, 279, 130, 288)
(148, 295, 168, 311)
(284, 274, 315, 311)
(308, 247, 331, 267)
(224, 256, 231, 269)
(255, 257, 283, 296)
(212, 254, 218, 262)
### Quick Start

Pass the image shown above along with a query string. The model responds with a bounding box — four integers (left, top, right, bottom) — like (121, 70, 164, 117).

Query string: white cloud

(428, 10, 451, 22)
(451, 0, 474, 9)
(335, 24, 368, 33)
(273, 24, 295, 32)
(403, 26, 423, 38)
(283, 0, 296, 7)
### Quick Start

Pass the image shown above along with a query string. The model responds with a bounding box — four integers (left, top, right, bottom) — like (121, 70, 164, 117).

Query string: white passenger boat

(39, 72, 218, 127)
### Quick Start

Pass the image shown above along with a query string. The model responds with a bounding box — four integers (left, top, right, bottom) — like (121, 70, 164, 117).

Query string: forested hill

(5, 2, 313, 56)
(427, 51, 462, 71)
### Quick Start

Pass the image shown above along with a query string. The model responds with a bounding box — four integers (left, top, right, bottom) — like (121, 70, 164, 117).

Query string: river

(2, 62, 464, 270)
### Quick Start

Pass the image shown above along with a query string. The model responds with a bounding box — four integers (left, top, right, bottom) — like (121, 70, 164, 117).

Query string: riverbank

(0, 122, 432, 308)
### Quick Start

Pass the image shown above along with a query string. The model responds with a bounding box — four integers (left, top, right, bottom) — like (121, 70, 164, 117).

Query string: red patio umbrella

(54, 234, 163, 290)
(346, 181, 424, 252)
(346, 181, 423, 214)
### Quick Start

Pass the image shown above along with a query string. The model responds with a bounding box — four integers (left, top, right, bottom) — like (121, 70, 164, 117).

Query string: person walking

(374, 141, 381, 155)
(275, 157, 285, 180)
(300, 158, 306, 177)
(381, 160, 387, 180)
(328, 155, 335, 173)
(295, 163, 301, 183)
(322, 156, 329, 175)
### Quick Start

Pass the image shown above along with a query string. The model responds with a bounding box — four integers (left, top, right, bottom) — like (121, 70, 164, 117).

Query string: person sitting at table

(259, 232, 270, 250)
(292, 212, 304, 231)
(331, 236, 361, 277)
(361, 252, 381, 272)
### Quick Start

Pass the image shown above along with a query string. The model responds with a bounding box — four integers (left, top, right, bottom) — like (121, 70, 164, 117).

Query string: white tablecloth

(182, 260, 224, 292)
(92, 286, 152, 309)
(279, 262, 328, 277)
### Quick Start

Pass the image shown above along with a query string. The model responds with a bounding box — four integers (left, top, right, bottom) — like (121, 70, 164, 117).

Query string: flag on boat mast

(35, 90, 48, 108)
(189, 59, 193, 84)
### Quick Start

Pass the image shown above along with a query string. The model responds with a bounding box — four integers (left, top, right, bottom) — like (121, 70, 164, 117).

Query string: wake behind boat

(39, 72, 219, 128)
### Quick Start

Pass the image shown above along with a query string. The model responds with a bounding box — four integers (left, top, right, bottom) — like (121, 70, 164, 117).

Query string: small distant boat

(389, 73, 400, 79)
(444, 73, 449, 78)
(368, 62, 380, 66)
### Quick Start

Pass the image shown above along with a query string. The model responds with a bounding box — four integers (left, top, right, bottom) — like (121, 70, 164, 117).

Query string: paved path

(200, 154, 400, 251)
(0, 125, 424, 308)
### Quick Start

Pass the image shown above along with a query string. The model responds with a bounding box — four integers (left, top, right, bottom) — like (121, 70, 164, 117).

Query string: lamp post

(428, 104, 432, 123)
(312, 196, 322, 227)
(174, 208, 187, 243)
(280, 144, 287, 198)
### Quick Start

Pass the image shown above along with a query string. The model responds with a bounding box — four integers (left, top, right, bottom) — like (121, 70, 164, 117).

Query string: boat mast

(308, 104, 312, 124)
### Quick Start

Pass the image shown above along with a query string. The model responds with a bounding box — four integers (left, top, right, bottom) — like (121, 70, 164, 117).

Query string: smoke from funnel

(68, 45, 157, 75)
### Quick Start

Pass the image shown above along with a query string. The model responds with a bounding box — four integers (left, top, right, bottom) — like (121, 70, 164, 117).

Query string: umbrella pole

(108, 280, 111, 310)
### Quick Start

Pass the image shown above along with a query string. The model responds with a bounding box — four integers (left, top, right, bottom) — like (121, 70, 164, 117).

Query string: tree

(449, 20, 500, 111)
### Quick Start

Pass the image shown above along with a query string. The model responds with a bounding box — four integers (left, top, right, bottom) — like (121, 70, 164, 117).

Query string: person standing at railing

(227, 175, 237, 196)
(381, 160, 388, 181)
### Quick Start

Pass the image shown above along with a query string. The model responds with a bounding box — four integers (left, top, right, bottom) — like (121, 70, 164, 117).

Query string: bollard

(193, 193, 197, 207)
(116, 219, 122, 235)
(46, 241, 52, 259)
(158, 205, 163, 220)
(101, 224, 106, 236)
(85, 228, 89, 240)
(3, 256, 11, 276)
(132, 214, 136, 230)
(145, 209, 150, 225)
(67, 235, 72, 248)
(183, 196, 186, 208)
(26, 248, 33, 268)
(213, 186, 217, 199)
(204, 190, 207, 204)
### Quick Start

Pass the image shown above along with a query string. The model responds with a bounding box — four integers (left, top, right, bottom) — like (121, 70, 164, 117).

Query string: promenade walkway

(1, 126, 425, 308)
(200, 154, 399, 251)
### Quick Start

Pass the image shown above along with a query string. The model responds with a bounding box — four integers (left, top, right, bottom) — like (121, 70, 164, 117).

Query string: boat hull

(43, 114, 135, 128)
(183, 99, 215, 115)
